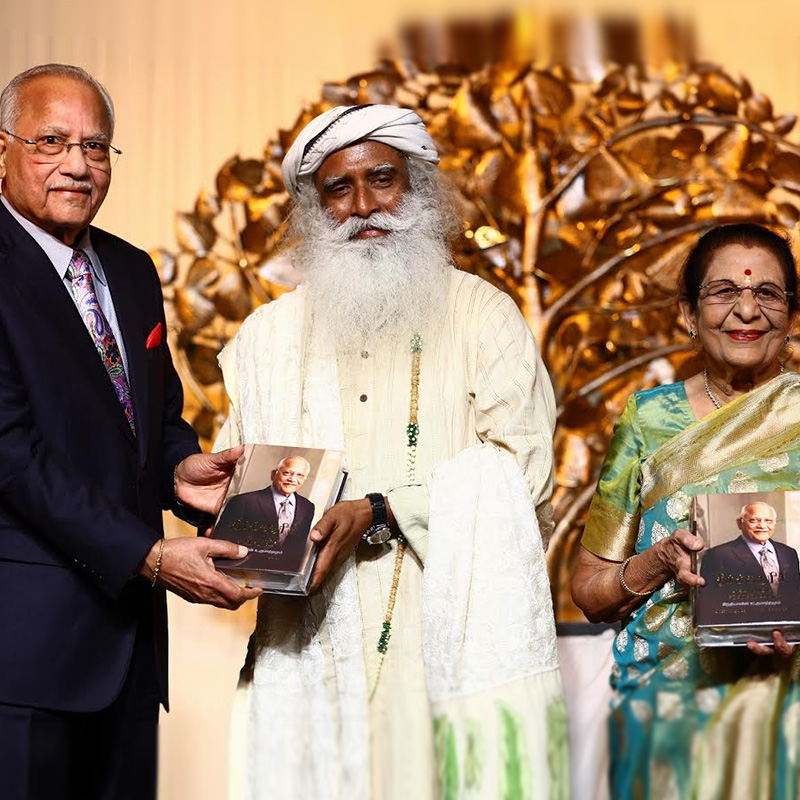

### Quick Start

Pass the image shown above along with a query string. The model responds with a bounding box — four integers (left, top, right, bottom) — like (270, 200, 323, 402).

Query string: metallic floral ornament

(661, 652, 689, 681)
(155, 14, 800, 623)
(644, 604, 670, 633)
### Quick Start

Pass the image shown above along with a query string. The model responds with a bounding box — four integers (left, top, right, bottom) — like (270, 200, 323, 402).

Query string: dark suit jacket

(699, 536, 800, 623)
(215, 488, 315, 571)
(0, 203, 200, 713)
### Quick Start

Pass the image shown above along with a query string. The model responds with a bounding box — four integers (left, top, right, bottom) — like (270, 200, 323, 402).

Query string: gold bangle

(151, 538, 165, 588)
(619, 555, 651, 597)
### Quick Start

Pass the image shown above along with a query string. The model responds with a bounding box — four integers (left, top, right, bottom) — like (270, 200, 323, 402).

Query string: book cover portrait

(693, 490, 800, 644)
(212, 444, 346, 594)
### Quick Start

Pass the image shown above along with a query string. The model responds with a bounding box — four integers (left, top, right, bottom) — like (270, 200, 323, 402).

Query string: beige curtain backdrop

(3, 1, 800, 797)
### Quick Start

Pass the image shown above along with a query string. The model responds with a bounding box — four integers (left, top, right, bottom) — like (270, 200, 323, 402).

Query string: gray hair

(738, 502, 778, 522)
(0, 64, 115, 138)
(275, 455, 311, 474)
(405, 156, 463, 244)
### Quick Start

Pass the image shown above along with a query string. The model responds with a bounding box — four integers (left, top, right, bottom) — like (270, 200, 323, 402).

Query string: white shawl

(219, 288, 567, 799)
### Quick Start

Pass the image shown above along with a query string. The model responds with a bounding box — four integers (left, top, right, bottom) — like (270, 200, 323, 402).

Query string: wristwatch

(362, 492, 392, 545)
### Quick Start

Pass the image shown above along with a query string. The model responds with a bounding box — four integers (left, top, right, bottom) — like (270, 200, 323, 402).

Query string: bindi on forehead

(705, 244, 785, 284)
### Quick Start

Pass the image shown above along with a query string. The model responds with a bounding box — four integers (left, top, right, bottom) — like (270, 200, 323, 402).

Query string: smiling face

(312, 141, 411, 239)
(738, 502, 777, 544)
(271, 457, 309, 497)
(681, 244, 795, 375)
(0, 75, 112, 246)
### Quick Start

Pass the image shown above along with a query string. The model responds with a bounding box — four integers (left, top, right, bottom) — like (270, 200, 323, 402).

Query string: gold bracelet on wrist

(619, 555, 651, 597)
(151, 538, 165, 588)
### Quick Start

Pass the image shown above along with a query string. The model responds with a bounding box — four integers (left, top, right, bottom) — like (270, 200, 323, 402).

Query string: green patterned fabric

(432, 691, 568, 800)
(434, 716, 460, 800)
(584, 377, 800, 800)
(546, 698, 570, 800)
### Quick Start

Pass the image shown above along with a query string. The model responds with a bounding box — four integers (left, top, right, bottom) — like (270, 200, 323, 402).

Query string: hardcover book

(211, 444, 347, 595)
(692, 490, 800, 646)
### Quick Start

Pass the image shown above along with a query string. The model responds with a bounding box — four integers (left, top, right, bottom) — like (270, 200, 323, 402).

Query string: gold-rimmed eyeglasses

(698, 279, 793, 311)
(1, 130, 122, 170)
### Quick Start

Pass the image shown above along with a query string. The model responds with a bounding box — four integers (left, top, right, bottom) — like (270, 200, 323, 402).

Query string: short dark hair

(680, 223, 798, 313)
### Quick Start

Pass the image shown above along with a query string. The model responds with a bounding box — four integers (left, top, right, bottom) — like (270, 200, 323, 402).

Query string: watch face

(365, 525, 392, 545)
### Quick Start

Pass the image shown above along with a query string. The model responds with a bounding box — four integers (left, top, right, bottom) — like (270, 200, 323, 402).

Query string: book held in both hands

(692, 489, 800, 646)
(211, 444, 347, 595)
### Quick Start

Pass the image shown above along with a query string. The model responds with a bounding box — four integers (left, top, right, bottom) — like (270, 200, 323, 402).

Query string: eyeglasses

(698, 279, 793, 311)
(2, 130, 122, 170)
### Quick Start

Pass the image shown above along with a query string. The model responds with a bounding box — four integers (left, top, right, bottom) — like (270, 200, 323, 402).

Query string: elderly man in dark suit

(700, 501, 800, 623)
(0, 64, 260, 800)
(215, 455, 316, 571)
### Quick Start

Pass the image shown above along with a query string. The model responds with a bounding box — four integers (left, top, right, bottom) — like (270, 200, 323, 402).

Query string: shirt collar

(0, 194, 107, 285)
(271, 485, 296, 507)
(742, 536, 776, 558)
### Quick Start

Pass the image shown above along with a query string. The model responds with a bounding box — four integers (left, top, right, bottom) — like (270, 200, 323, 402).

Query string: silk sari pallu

(586, 374, 800, 800)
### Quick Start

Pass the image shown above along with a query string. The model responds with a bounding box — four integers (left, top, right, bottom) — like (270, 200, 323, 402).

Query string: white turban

(281, 104, 439, 199)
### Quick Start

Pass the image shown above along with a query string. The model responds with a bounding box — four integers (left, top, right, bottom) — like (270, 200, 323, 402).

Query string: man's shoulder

(774, 539, 797, 556)
(227, 487, 269, 505)
(711, 536, 745, 552)
(449, 269, 507, 304)
(236, 287, 302, 340)
(89, 226, 151, 263)
(448, 270, 523, 324)
(296, 493, 314, 509)
(704, 538, 744, 565)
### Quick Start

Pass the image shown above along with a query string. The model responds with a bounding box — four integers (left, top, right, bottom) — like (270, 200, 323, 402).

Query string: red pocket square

(146, 322, 163, 349)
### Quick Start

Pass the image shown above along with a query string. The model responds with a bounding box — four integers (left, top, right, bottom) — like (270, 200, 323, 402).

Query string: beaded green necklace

(369, 332, 422, 699)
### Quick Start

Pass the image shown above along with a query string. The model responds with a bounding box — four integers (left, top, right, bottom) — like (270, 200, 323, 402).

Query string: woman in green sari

(572, 223, 800, 800)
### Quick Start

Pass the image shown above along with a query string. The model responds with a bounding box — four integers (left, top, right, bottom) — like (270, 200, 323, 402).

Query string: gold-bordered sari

(583, 373, 800, 800)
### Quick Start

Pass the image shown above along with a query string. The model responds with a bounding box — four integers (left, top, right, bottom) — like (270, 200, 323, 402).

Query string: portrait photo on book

(692, 489, 800, 645)
(211, 444, 346, 594)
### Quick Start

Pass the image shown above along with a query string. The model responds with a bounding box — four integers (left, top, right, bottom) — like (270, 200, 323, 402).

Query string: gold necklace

(369, 332, 421, 699)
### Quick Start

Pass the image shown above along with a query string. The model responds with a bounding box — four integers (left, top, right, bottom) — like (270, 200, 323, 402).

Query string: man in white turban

(217, 104, 567, 799)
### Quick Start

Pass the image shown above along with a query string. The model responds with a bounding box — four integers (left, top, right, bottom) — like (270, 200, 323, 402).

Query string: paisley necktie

(759, 544, 780, 596)
(66, 249, 135, 435)
(278, 499, 293, 544)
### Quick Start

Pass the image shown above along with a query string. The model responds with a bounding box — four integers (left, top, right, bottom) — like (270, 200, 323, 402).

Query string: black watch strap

(366, 492, 388, 527)
(363, 493, 393, 545)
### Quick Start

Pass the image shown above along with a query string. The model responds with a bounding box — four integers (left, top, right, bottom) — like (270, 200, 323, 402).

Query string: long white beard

(291, 191, 453, 351)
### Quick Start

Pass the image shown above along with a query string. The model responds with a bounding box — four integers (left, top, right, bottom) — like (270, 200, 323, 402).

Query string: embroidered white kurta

(216, 270, 557, 798)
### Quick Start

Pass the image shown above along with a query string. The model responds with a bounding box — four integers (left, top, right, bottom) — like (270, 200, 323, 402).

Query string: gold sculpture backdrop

(153, 17, 800, 621)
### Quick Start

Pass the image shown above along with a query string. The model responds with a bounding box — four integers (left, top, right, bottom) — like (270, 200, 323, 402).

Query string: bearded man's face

(290, 144, 454, 350)
(313, 141, 411, 238)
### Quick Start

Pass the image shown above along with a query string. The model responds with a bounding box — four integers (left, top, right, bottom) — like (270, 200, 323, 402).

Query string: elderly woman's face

(686, 244, 794, 373)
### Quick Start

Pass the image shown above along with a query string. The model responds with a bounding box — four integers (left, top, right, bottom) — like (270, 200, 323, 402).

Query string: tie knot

(67, 249, 92, 281)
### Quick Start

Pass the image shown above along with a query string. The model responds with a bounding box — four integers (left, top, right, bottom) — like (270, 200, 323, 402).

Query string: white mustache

(330, 208, 419, 242)
(49, 180, 92, 192)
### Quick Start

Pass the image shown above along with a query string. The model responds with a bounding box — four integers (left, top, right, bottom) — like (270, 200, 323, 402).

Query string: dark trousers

(0, 631, 160, 800)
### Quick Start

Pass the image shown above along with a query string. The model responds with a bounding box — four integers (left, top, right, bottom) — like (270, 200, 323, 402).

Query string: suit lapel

(256, 488, 278, 528)
(732, 537, 760, 570)
(92, 232, 148, 462)
(775, 543, 791, 577)
(0, 207, 136, 447)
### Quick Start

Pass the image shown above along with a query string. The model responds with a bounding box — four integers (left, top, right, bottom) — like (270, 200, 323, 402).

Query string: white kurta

(216, 270, 557, 798)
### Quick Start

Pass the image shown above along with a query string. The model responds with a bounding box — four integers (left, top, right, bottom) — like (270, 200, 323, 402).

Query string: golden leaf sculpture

(155, 16, 800, 622)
